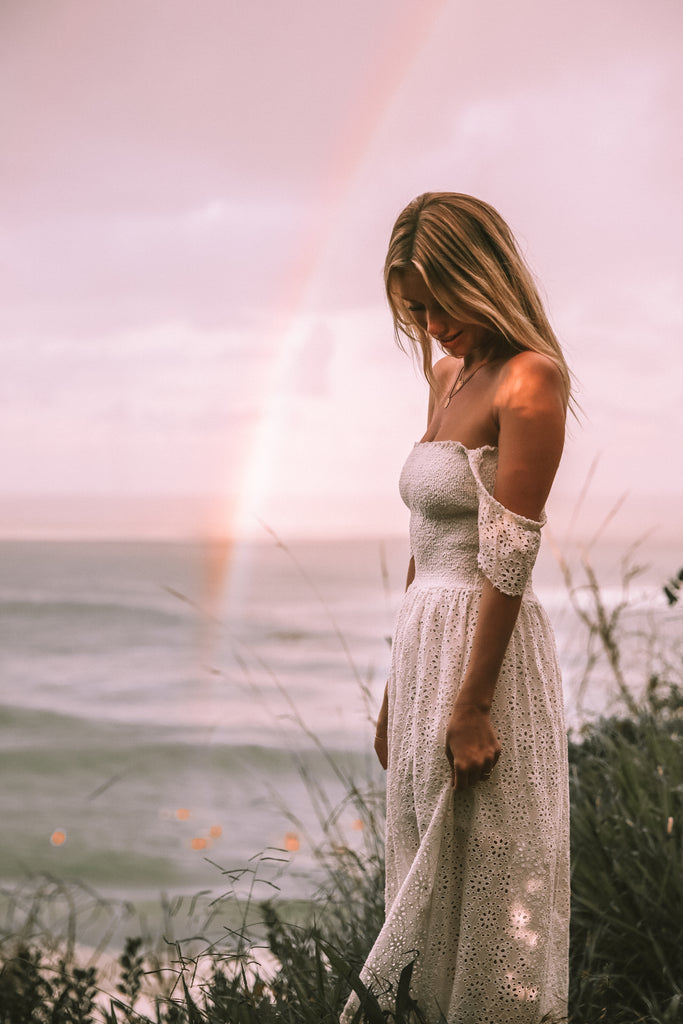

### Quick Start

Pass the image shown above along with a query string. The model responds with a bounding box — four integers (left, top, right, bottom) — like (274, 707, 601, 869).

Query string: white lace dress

(343, 442, 569, 1024)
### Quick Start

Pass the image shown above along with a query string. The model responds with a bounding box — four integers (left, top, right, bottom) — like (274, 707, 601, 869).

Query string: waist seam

(408, 578, 538, 601)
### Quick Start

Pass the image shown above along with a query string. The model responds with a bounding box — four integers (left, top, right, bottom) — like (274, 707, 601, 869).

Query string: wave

(0, 703, 374, 777)
(0, 701, 381, 898)
(0, 597, 186, 623)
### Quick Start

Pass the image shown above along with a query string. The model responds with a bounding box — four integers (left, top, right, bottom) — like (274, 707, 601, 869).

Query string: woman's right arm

(374, 554, 415, 769)
(375, 362, 445, 768)
(374, 689, 389, 769)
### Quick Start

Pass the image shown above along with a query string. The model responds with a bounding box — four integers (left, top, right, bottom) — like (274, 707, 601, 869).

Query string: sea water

(0, 537, 678, 919)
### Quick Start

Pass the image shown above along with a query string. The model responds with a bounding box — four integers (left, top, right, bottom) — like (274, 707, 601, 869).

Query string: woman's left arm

(446, 354, 567, 791)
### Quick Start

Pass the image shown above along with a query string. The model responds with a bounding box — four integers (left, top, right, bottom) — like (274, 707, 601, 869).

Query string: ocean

(1, 536, 678, 922)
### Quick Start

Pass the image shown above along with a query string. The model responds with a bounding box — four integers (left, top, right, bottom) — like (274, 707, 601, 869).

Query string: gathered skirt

(343, 581, 570, 1024)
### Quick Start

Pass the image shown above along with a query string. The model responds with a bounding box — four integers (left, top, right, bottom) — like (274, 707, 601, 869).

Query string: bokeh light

(284, 831, 300, 852)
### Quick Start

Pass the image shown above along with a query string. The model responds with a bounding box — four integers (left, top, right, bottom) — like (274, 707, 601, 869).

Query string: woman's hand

(445, 702, 501, 790)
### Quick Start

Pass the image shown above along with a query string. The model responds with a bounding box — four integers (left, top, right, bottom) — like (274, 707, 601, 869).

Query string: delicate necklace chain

(444, 361, 488, 408)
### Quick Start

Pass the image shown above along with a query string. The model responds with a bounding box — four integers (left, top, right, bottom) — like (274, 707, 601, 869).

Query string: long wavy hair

(384, 192, 573, 406)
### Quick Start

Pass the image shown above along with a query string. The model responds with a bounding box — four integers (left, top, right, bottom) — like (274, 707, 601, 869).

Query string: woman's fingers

(449, 754, 499, 790)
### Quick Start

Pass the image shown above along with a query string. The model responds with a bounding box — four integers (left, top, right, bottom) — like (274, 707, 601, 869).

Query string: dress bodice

(399, 441, 545, 597)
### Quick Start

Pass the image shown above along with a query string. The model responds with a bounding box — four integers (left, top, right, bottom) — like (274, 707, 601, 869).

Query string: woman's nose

(427, 309, 449, 338)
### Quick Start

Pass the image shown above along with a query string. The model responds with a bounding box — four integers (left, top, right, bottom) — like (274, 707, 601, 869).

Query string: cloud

(1, 0, 681, 540)
(0, 197, 307, 338)
(0, 321, 269, 493)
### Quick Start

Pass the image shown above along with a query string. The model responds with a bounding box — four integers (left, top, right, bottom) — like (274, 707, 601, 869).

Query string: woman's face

(395, 268, 488, 361)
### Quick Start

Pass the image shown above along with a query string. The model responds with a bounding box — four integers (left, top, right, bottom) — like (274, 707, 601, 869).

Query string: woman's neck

(462, 333, 505, 372)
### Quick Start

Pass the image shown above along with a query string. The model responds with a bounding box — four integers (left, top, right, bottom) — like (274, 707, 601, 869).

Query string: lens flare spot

(176, 808, 190, 821)
(209, 825, 223, 838)
(191, 837, 208, 850)
(351, 818, 364, 831)
(50, 830, 67, 846)
(284, 831, 300, 852)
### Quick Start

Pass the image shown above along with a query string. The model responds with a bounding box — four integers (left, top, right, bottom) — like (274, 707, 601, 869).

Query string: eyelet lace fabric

(342, 442, 569, 1024)
(467, 446, 546, 597)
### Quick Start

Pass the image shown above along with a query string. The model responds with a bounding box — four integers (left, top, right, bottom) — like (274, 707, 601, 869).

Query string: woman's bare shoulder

(496, 351, 565, 408)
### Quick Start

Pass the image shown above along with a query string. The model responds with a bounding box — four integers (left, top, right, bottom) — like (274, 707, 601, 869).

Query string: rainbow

(205, 0, 448, 624)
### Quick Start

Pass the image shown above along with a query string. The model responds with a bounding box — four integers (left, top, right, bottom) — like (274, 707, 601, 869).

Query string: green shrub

(0, 944, 97, 1024)
(568, 681, 683, 1023)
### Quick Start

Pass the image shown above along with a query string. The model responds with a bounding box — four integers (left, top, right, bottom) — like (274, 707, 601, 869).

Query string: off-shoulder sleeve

(467, 448, 546, 597)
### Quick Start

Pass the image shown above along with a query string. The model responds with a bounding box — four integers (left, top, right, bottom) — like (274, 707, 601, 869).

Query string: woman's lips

(439, 331, 463, 346)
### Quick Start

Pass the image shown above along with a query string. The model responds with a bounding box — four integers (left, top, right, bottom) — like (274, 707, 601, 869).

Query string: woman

(343, 194, 570, 1023)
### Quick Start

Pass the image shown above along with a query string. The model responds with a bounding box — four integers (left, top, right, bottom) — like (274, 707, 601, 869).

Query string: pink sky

(1, 0, 681, 542)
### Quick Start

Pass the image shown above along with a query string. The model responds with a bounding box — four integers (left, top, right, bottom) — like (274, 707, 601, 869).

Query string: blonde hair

(385, 192, 572, 405)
